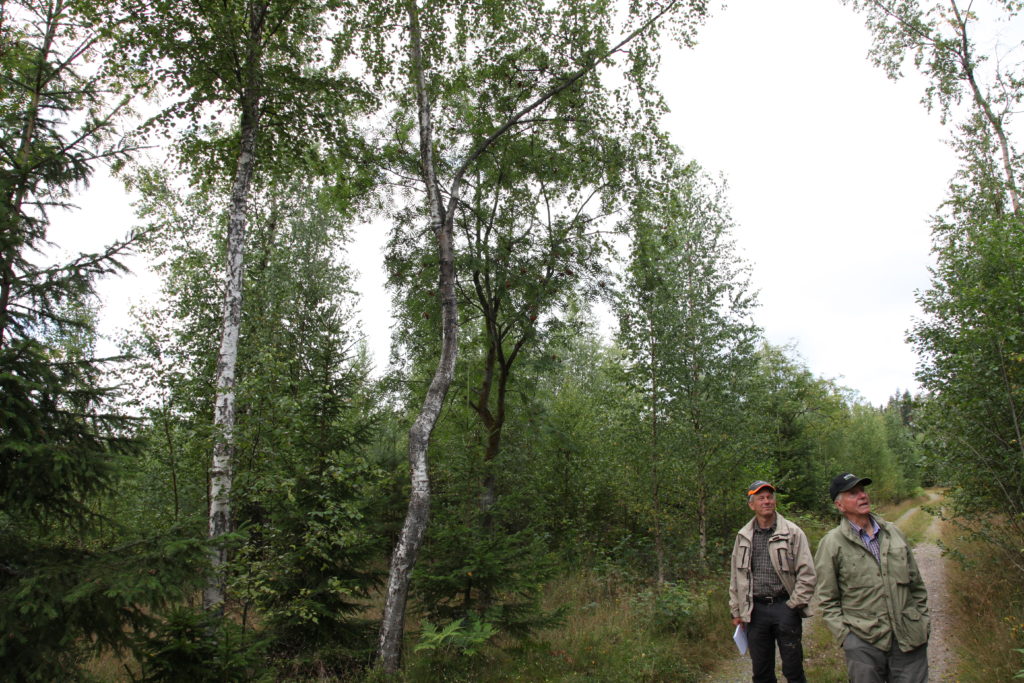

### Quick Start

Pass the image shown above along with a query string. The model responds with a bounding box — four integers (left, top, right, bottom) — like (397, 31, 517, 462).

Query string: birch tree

(122, 165, 385, 672)
(847, 0, 1024, 573)
(617, 156, 761, 572)
(368, 0, 712, 670)
(116, 0, 370, 610)
(845, 0, 1022, 211)
(387, 63, 631, 527)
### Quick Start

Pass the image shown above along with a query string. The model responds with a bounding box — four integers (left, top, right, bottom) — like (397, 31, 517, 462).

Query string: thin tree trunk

(949, 0, 1021, 214)
(376, 0, 458, 671)
(471, 326, 523, 522)
(202, 0, 270, 612)
(0, 0, 61, 346)
(697, 478, 708, 565)
(204, 88, 260, 612)
(160, 401, 181, 521)
(649, 316, 665, 586)
(473, 330, 499, 514)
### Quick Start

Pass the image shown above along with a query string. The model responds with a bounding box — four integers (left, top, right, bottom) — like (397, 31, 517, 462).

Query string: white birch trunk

(376, 1, 459, 670)
(203, 95, 260, 612)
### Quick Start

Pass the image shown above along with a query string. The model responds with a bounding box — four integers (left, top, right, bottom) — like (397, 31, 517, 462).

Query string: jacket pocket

(888, 547, 910, 584)
(900, 605, 930, 647)
(774, 546, 793, 573)
(736, 545, 750, 570)
(844, 606, 888, 643)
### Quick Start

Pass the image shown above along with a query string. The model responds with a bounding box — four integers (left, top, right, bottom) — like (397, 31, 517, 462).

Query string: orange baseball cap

(747, 480, 775, 496)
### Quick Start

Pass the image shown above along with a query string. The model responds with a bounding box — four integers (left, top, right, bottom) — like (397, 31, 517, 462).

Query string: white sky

(48, 0, 972, 407)
(658, 0, 959, 405)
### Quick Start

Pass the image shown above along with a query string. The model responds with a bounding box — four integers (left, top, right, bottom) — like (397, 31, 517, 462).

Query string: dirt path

(899, 491, 957, 681)
(705, 491, 956, 682)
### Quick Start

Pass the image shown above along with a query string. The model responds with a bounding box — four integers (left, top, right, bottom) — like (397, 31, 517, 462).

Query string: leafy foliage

(0, 1, 947, 678)
(616, 154, 762, 571)
(845, 0, 1024, 573)
(414, 616, 498, 658)
(122, 163, 389, 670)
(633, 581, 715, 638)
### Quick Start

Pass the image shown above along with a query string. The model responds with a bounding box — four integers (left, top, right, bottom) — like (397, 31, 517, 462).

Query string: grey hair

(748, 489, 775, 504)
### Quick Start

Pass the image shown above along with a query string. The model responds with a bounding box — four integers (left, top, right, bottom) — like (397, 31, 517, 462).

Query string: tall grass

(944, 532, 1024, 681)
(397, 569, 737, 682)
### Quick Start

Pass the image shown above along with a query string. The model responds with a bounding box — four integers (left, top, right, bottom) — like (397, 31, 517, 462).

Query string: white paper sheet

(733, 624, 748, 655)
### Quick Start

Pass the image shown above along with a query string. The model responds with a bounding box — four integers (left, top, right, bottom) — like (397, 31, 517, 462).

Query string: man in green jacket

(814, 473, 930, 682)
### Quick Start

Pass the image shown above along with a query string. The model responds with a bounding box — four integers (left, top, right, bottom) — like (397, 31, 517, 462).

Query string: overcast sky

(657, 0, 960, 405)
(51, 0, 968, 407)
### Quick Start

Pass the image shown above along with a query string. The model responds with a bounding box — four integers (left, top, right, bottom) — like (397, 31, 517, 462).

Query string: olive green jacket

(813, 516, 929, 652)
(728, 513, 816, 622)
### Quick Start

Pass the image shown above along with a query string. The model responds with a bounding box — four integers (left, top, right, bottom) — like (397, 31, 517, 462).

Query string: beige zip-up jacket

(729, 512, 817, 622)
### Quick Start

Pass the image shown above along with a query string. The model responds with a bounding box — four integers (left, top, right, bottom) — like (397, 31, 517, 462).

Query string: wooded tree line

(0, 0, 1020, 679)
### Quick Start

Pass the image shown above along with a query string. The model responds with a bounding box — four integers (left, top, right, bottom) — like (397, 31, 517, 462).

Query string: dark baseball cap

(747, 480, 775, 496)
(829, 473, 872, 501)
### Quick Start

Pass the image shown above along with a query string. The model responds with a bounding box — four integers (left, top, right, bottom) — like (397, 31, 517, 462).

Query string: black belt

(753, 593, 789, 604)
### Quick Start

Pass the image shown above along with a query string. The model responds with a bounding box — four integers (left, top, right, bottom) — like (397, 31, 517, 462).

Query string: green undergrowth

(84, 503, 959, 681)
(394, 510, 849, 682)
(392, 570, 733, 682)
(944, 529, 1024, 681)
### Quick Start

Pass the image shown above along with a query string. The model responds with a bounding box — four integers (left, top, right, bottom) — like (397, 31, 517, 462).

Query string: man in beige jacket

(729, 480, 816, 683)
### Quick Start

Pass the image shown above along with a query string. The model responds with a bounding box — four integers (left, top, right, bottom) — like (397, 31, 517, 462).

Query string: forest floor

(703, 489, 956, 682)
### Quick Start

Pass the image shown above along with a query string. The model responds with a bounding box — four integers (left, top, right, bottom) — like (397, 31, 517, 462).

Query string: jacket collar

(837, 514, 891, 544)
(739, 512, 791, 540)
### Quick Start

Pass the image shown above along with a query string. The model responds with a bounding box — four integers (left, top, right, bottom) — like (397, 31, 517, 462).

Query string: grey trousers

(842, 632, 928, 683)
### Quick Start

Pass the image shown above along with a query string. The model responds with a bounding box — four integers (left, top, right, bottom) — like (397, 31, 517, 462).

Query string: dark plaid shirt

(751, 520, 786, 598)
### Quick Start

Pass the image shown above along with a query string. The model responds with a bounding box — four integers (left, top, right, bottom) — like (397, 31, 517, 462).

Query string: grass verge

(894, 507, 933, 545)
(944, 530, 1024, 681)
(396, 570, 736, 682)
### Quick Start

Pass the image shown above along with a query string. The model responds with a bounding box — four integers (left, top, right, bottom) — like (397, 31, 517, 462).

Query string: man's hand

(732, 617, 744, 627)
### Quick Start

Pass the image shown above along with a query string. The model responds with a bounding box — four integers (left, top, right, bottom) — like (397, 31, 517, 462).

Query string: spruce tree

(0, 3, 206, 678)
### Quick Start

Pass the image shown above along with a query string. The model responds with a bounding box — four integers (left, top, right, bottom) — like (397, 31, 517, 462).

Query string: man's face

(748, 489, 776, 518)
(835, 484, 871, 517)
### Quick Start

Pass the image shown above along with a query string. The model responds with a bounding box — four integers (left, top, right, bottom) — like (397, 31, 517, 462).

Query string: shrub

(634, 581, 713, 639)
(134, 607, 269, 682)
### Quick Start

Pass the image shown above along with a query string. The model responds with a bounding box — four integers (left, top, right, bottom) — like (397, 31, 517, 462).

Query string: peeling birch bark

(204, 94, 260, 612)
(376, 0, 457, 670)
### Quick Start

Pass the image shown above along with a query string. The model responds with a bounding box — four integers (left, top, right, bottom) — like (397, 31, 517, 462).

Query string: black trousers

(747, 600, 806, 683)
